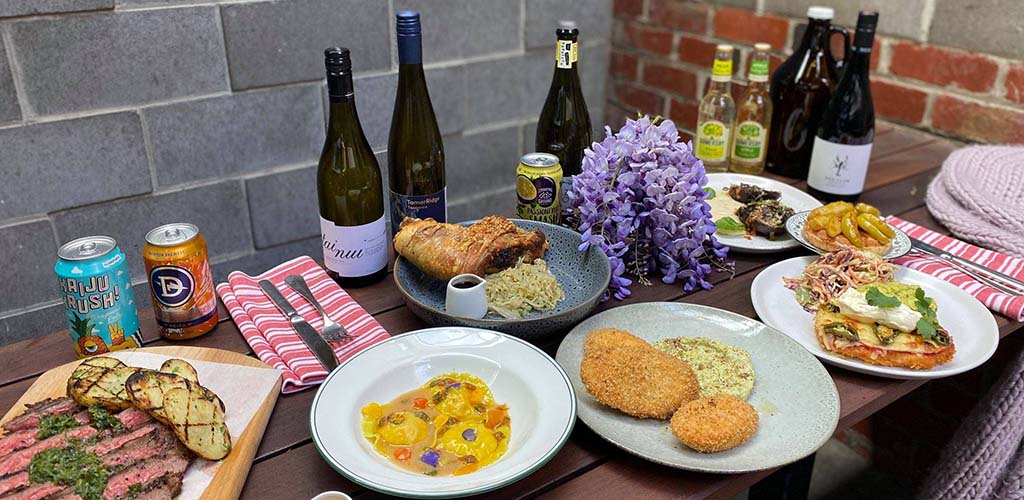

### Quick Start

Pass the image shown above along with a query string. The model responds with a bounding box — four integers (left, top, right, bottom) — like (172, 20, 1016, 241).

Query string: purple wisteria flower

(566, 116, 732, 300)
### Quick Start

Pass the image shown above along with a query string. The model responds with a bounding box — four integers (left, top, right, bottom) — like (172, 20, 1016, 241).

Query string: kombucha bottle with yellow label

(695, 45, 736, 173)
(730, 43, 773, 175)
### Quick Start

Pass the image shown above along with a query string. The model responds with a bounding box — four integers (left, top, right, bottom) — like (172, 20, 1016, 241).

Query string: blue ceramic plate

(394, 219, 611, 341)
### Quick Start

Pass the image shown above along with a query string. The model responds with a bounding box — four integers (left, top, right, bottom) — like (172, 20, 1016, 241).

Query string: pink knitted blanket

(926, 146, 1024, 258)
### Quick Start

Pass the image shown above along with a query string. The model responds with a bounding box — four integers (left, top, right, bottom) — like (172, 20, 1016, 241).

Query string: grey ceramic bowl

(394, 219, 611, 341)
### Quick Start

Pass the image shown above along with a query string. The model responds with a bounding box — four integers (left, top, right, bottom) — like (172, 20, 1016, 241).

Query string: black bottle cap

(556, 26, 579, 40)
(324, 47, 351, 73)
(396, 11, 421, 36)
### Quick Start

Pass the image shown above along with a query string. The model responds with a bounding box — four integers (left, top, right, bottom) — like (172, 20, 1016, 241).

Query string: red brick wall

(607, 0, 1024, 145)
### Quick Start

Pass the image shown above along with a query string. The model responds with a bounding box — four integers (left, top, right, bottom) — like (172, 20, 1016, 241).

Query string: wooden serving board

(0, 346, 282, 500)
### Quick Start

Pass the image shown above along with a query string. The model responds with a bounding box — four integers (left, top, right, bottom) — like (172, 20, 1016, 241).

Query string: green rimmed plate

(309, 327, 576, 498)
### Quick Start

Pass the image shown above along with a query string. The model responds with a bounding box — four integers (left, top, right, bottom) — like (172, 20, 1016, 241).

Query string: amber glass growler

(764, 6, 849, 179)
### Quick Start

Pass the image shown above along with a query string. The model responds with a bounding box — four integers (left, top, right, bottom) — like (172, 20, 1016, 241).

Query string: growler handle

(829, 26, 851, 72)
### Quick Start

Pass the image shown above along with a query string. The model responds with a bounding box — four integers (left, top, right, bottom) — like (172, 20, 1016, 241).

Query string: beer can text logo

(149, 266, 195, 307)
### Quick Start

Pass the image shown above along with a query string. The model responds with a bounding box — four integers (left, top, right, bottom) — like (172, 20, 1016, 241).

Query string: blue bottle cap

(396, 11, 421, 36)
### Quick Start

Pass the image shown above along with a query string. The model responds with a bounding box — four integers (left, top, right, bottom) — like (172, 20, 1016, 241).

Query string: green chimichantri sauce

(28, 439, 110, 500)
(87, 406, 124, 433)
(37, 414, 78, 440)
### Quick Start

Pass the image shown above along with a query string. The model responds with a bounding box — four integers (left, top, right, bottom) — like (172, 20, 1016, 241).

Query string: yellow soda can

(516, 153, 562, 224)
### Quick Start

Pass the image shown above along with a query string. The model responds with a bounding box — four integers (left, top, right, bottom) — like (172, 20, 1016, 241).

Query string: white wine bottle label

(732, 121, 767, 161)
(807, 137, 873, 195)
(696, 120, 730, 161)
(320, 215, 388, 278)
(389, 187, 447, 229)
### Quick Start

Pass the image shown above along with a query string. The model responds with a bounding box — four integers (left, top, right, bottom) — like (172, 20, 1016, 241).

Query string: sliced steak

(0, 427, 97, 477)
(103, 451, 190, 500)
(113, 409, 150, 430)
(0, 431, 38, 460)
(0, 472, 28, 496)
(0, 482, 63, 500)
(100, 426, 178, 469)
(132, 476, 183, 500)
(88, 424, 161, 458)
(2, 400, 78, 434)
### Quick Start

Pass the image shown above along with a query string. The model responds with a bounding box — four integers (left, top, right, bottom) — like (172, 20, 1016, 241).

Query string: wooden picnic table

(2, 122, 1021, 500)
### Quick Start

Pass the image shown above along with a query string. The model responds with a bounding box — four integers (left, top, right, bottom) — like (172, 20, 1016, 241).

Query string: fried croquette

(583, 328, 649, 355)
(580, 330, 700, 419)
(670, 395, 759, 453)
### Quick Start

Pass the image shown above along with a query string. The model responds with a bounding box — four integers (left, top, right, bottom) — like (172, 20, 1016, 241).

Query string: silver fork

(283, 274, 350, 342)
(909, 249, 1024, 296)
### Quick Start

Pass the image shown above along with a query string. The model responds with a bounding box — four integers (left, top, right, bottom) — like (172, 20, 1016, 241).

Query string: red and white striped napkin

(887, 216, 1024, 321)
(215, 256, 391, 393)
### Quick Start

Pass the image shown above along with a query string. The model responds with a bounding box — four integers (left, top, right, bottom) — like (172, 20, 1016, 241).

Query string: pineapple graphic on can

(55, 236, 143, 358)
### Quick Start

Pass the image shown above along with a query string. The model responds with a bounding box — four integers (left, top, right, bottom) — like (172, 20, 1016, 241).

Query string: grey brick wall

(0, 0, 611, 345)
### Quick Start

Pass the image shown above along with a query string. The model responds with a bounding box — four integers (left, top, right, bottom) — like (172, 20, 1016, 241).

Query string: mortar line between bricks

(387, 0, 397, 71)
(137, 110, 159, 193)
(1, 24, 32, 119)
(213, 6, 234, 92)
(919, 0, 936, 43)
(518, 0, 526, 53)
(462, 117, 534, 135)
(0, 298, 61, 321)
(237, 178, 257, 255)
(0, 89, 228, 130)
(0, 213, 50, 230)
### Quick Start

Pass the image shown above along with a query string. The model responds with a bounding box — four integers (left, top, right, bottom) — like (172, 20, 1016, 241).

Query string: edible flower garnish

(420, 449, 440, 467)
(462, 428, 477, 442)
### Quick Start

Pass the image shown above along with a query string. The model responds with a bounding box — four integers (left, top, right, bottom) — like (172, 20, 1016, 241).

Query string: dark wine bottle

(764, 6, 848, 179)
(318, 47, 387, 287)
(807, 10, 879, 202)
(536, 21, 591, 201)
(388, 10, 446, 230)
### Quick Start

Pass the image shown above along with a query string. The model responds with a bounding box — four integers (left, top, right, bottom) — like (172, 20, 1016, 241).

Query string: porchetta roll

(393, 216, 548, 281)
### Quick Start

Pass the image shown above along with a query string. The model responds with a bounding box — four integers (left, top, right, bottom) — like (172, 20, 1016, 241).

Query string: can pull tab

(166, 227, 182, 240)
(78, 241, 97, 256)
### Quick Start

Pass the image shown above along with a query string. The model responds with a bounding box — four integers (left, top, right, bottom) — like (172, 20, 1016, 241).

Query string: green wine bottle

(536, 22, 592, 199)
(318, 47, 387, 287)
(388, 10, 446, 230)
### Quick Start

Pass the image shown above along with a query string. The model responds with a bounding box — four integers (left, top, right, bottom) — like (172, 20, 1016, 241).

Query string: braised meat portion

(727, 184, 782, 204)
(737, 201, 795, 239)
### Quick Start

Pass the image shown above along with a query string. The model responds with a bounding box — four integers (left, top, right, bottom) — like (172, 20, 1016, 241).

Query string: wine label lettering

(320, 215, 388, 278)
(732, 121, 766, 161)
(557, 40, 576, 68)
(696, 120, 731, 161)
(390, 188, 447, 230)
(807, 137, 873, 195)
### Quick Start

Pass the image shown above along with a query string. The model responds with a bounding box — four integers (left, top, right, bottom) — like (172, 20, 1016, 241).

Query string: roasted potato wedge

(163, 384, 232, 460)
(67, 356, 126, 395)
(160, 359, 200, 385)
(68, 363, 137, 410)
(125, 369, 190, 424)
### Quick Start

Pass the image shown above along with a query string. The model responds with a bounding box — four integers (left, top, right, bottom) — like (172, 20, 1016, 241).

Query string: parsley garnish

(28, 438, 109, 500)
(715, 216, 745, 233)
(37, 414, 78, 439)
(865, 287, 901, 308)
(87, 406, 124, 433)
(912, 288, 943, 342)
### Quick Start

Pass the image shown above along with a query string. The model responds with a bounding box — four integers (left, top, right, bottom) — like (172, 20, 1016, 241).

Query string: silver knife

(910, 238, 1024, 294)
(258, 280, 338, 371)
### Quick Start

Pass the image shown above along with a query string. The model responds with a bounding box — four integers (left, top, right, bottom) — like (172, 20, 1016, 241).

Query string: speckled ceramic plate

(394, 219, 611, 341)
(555, 302, 839, 474)
(785, 210, 912, 259)
(706, 173, 823, 254)
(752, 257, 999, 379)
(311, 327, 576, 498)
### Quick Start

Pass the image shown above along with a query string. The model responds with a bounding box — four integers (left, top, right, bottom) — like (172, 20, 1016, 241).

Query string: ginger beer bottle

(695, 45, 735, 173)
(729, 43, 773, 175)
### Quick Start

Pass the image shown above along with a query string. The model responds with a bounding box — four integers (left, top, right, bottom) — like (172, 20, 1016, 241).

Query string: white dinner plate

(309, 327, 576, 498)
(705, 173, 823, 254)
(556, 303, 839, 473)
(751, 257, 1000, 379)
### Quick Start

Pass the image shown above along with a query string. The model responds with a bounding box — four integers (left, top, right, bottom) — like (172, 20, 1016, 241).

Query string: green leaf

(703, 187, 716, 200)
(916, 317, 938, 340)
(715, 216, 745, 233)
(794, 287, 812, 307)
(865, 287, 901, 308)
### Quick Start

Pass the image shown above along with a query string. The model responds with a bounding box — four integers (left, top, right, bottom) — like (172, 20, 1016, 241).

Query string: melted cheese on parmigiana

(815, 310, 941, 353)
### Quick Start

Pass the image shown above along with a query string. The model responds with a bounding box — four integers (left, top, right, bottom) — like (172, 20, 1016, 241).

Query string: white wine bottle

(318, 47, 387, 287)
(807, 11, 878, 202)
(388, 10, 446, 230)
(536, 21, 591, 202)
